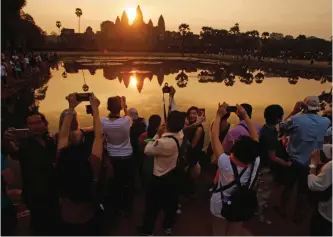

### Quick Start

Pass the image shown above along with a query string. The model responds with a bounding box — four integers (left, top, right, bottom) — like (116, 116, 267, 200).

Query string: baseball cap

(303, 96, 320, 111)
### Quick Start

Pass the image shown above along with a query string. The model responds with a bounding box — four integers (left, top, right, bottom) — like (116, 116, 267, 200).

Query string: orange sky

(24, 0, 332, 39)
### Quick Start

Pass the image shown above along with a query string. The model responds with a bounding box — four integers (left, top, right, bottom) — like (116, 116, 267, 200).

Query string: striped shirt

(101, 116, 133, 157)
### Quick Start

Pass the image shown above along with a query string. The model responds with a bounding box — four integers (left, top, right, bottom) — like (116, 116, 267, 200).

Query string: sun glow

(126, 8, 136, 24)
(129, 75, 137, 87)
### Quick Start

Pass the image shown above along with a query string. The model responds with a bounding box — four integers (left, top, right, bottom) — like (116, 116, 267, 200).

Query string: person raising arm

(211, 103, 258, 160)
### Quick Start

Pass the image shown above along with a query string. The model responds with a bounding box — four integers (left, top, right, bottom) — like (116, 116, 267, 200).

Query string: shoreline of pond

(50, 51, 332, 69)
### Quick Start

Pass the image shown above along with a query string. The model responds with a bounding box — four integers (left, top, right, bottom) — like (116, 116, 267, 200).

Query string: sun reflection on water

(129, 75, 137, 87)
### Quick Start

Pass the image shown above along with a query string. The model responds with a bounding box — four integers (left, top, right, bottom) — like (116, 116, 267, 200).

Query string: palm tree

(75, 8, 83, 33)
(56, 21, 62, 35)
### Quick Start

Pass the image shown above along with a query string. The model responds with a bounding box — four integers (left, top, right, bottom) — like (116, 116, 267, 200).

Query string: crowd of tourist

(1, 86, 332, 236)
(1, 50, 58, 87)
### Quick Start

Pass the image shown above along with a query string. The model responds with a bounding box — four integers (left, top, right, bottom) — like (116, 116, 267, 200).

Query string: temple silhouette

(99, 6, 165, 44)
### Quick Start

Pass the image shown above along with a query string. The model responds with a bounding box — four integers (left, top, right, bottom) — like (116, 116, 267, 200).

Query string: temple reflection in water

(62, 58, 332, 93)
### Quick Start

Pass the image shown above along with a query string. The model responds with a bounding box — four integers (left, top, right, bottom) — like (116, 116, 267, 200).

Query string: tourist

(3, 111, 59, 235)
(223, 103, 261, 154)
(308, 149, 332, 236)
(56, 93, 104, 236)
(276, 97, 330, 222)
(256, 105, 292, 225)
(128, 108, 147, 189)
(101, 96, 134, 216)
(139, 110, 186, 236)
(138, 114, 162, 189)
(183, 106, 205, 195)
(210, 103, 260, 235)
(1, 153, 17, 236)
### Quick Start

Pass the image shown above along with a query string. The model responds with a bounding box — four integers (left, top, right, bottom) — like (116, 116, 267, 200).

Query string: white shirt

(308, 161, 332, 222)
(101, 116, 133, 157)
(144, 130, 184, 176)
(24, 58, 29, 64)
(210, 153, 260, 218)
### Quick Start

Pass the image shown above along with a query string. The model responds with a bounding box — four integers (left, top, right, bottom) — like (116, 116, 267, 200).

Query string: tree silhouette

(254, 72, 265, 84)
(56, 21, 62, 34)
(75, 8, 83, 33)
(175, 70, 189, 88)
(261, 32, 270, 39)
(178, 23, 191, 55)
(288, 76, 299, 85)
(229, 23, 240, 35)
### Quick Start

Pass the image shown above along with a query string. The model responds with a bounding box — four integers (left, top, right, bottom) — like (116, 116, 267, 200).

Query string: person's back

(286, 113, 329, 165)
(101, 116, 132, 156)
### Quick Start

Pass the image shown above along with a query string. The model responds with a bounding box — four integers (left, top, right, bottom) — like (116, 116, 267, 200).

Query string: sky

(24, 0, 332, 39)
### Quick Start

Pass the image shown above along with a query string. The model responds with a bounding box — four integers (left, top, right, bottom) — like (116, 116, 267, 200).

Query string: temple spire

(158, 15, 165, 33)
(121, 11, 129, 26)
(134, 5, 144, 25)
(115, 16, 121, 25)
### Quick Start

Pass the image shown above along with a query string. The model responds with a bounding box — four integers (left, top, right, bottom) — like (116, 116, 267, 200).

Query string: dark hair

(26, 111, 49, 126)
(240, 103, 253, 119)
(186, 106, 199, 118)
(56, 144, 93, 203)
(167, 111, 186, 133)
(147, 115, 161, 138)
(230, 136, 260, 164)
(264, 105, 284, 125)
(107, 96, 122, 114)
(222, 112, 231, 120)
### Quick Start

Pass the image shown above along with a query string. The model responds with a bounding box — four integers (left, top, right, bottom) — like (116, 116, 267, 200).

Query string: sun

(126, 8, 136, 24)
(129, 75, 137, 87)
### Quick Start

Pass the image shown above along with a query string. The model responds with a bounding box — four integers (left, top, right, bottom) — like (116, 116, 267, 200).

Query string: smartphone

(76, 93, 92, 102)
(86, 105, 93, 115)
(226, 106, 237, 113)
(9, 128, 31, 139)
(198, 108, 206, 117)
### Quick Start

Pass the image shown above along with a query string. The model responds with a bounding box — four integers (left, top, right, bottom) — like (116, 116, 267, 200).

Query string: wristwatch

(309, 164, 317, 169)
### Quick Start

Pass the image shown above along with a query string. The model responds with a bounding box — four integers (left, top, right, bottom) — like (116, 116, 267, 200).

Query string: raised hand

(89, 93, 100, 109)
(236, 104, 248, 120)
(66, 93, 80, 109)
(216, 102, 228, 117)
(292, 101, 303, 114)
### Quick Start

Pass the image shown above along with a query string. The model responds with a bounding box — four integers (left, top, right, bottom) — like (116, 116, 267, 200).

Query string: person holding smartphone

(101, 96, 134, 216)
(277, 97, 330, 223)
(184, 106, 205, 195)
(3, 111, 58, 235)
(223, 103, 261, 154)
(56, 93, 104, 236)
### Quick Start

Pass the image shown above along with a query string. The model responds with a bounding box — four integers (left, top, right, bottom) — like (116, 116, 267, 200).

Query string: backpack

(215, 160, 258, 222)
(166, 135, 191, 170)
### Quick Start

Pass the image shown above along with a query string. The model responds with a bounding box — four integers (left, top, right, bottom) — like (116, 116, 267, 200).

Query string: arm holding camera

(211, 102, 227, 159)
(284, 101, 303, 121)
(89, 94, 103, 181)
(57, 93, 80, 151)
(237, 104, 259, 142)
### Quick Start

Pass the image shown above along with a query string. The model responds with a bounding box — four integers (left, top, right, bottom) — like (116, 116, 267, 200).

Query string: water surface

(38, 57, 331, 134)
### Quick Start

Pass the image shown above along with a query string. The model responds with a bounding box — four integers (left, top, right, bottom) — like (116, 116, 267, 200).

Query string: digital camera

(76, 93, 92, 102)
